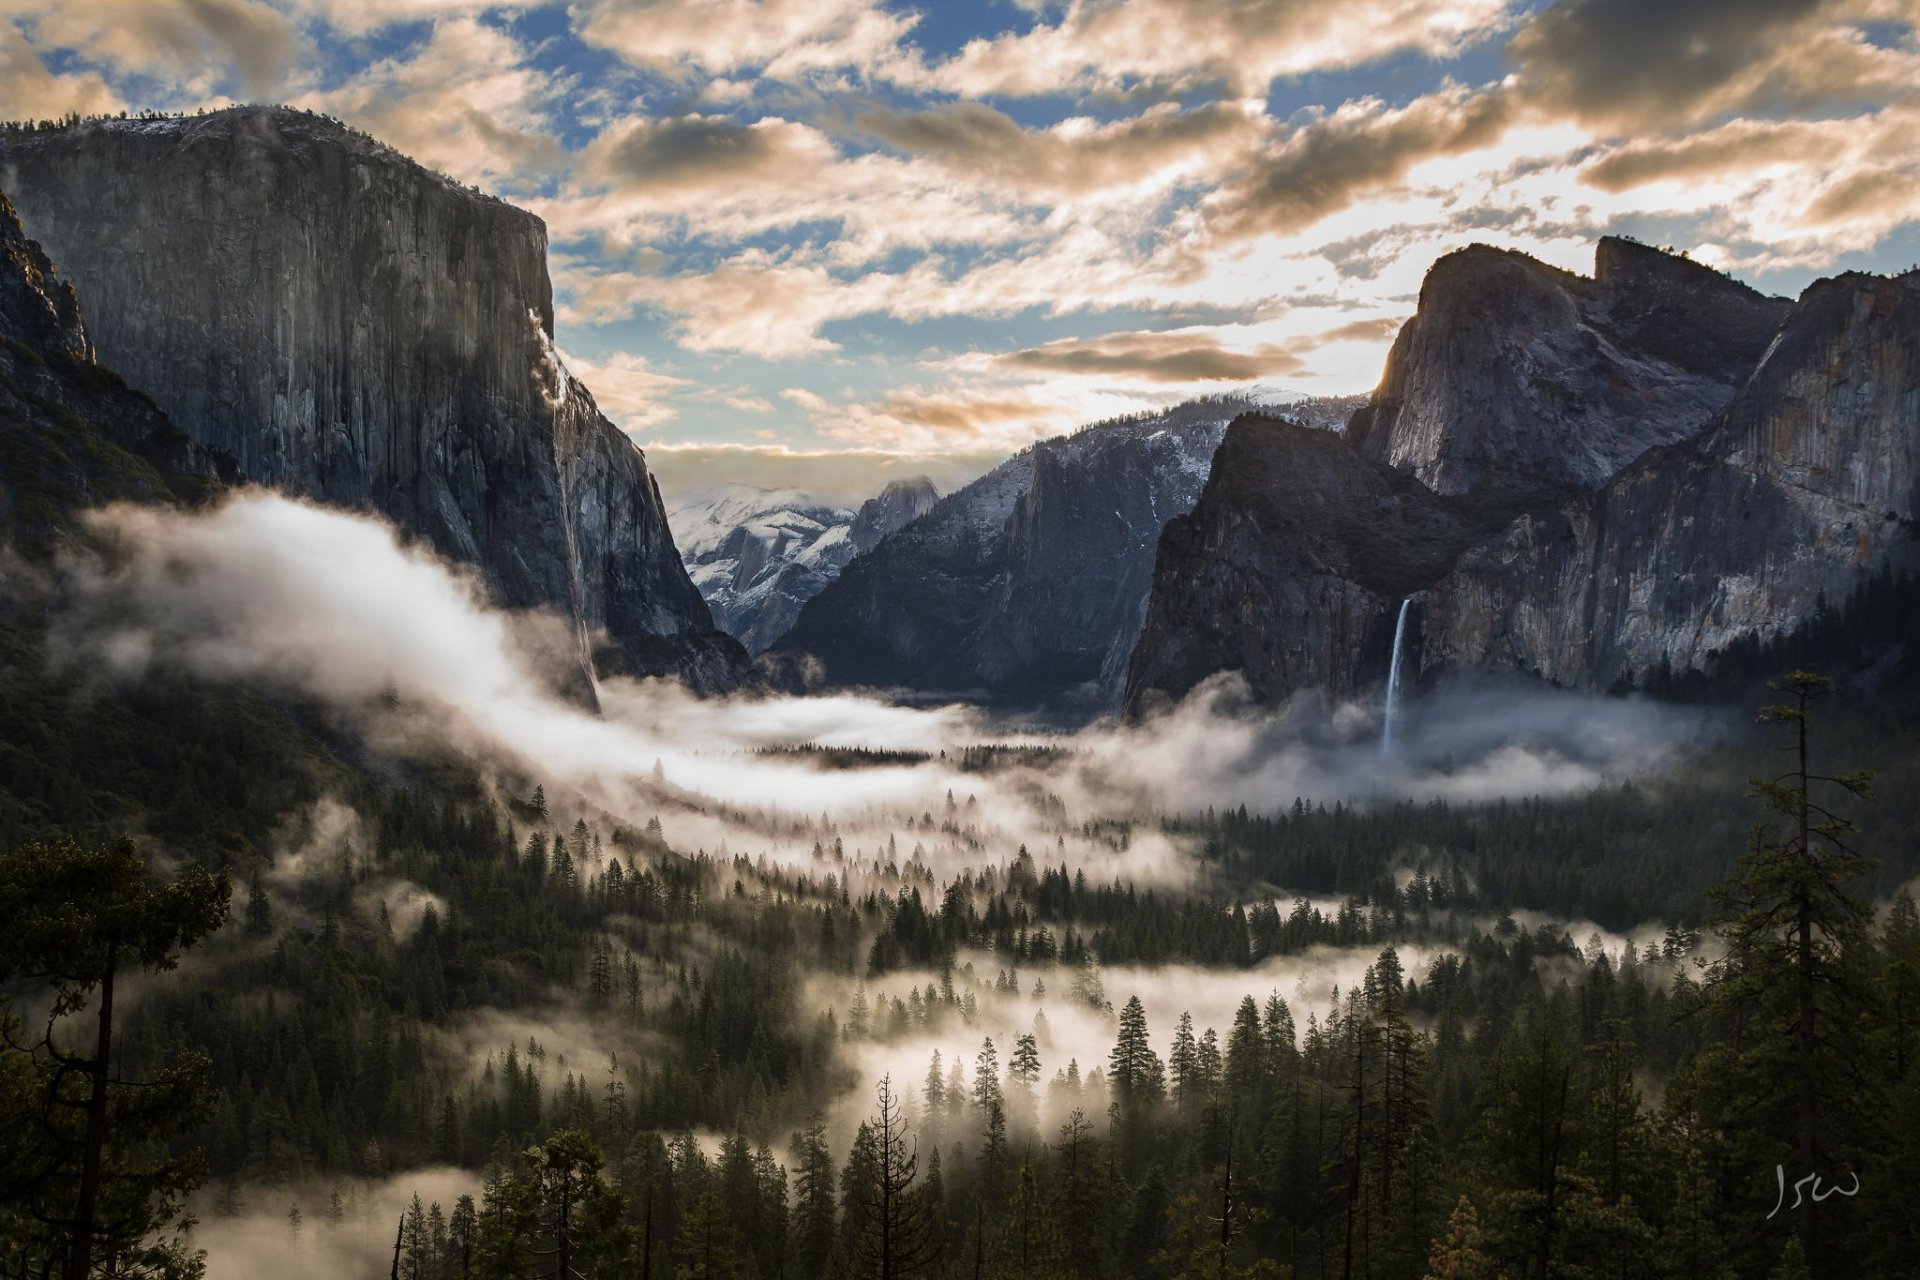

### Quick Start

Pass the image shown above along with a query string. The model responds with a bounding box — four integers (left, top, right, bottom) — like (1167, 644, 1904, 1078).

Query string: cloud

(1800, 165, 1920, 228)
(641, 442, 1001, 507)
(286, 0, 502, 34)
(299, 17, 565, 188)
(1570, 102, 1920, 259)
(0, 0, 296, 94)
(772, 378, 1179, 453)
(995, 330, 1308, 382)
(193, 1167, 479, 1280)
(1201, 84, 1518, 242)
(561, 348, 692, 431)
(986, 316, 1409, 384)
(1580, 117, 1845, 190)
(1508, 0, 1920, 132)
(0, 26, 123, 120)
(918, 0, 1515, 98)
(855, 98, 1263, 197)
(71, 494, 1714, 816)
(584, 112, 837, 194)
(572, 0, 919, 81)
(621, 256, 903, 356)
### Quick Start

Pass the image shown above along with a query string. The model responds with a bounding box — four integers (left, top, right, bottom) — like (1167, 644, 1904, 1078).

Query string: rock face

(668, 477, 939, 654)
(1124, 415, 1506, 710)
(0, 190, 232, 558)
(1346, 238, 1789, 499)
(774, 396, 1258, 710)
(0, 108, 746, 690)
(1418, 269, 1920, 689)
(849, 476, 941, 554)
(1125, 244, 1920, 714)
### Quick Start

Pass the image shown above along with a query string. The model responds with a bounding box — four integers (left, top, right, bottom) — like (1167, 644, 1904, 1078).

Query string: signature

(1767, 1165, 1860, 1219)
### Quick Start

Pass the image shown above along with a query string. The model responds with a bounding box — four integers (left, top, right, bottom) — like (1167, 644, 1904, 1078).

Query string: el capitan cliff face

(0, 107, 746, 691)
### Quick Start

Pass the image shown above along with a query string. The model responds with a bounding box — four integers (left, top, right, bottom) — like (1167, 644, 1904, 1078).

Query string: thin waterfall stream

(1382, 596, 1412, 757)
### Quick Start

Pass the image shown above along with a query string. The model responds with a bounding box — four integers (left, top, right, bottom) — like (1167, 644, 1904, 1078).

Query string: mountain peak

(850, 475, 942, 552)
(1348, 237, 1790, 499)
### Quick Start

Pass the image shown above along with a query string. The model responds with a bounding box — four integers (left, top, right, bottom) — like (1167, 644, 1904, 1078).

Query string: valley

(1, 94, 1917, 1280)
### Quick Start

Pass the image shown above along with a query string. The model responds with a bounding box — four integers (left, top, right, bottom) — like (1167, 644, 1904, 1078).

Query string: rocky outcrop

(775, 396, 1253, 711)
(1123, 415, 1506, 710)
(849, 476, 940, 554)
(0, 190, 233, 558)
(1416, 269, 1920, 689)
(1346, 238, 1789, 500)
(0, 107, 745, 690)
(1125, 250, 1917, 714)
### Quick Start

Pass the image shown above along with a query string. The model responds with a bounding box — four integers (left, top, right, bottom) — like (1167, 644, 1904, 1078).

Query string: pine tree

(674, 1188, 747, 1280)
(0, 835, 231, 1280)
(1696, 672, 1877, 1270)
(1009, 1033, 1043, 1134)
(245, 870, 274, 938)
(975, 1038, 1009, 1201)
(791, 1113, 837, 1274)
(1054, 1109, 1109, 1280)
(1469, 1012, 1575, 1280)
(995, 1163, 1066, 1278)
(1169, 1012, 1201, 1114)
(850, 1075, 940, 1280)
(1423, 1196, 1490, 1280)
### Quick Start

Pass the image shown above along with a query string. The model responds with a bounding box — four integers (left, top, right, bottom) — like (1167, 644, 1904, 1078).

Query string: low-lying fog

(59, 493, 1722, 1270)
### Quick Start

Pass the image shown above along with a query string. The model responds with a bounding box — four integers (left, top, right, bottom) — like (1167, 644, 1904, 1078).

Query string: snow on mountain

(668, 478, 938, 653)
(772, 393, 1293, 712)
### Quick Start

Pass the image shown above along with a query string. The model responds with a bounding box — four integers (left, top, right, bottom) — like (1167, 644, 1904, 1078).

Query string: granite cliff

(1126, 244, 1918, 714)
(1418, 268, 1920, 689)
(0, 190, 232, 559)
(1346, 238, 1789, 499)
(0, 108, 745, 690)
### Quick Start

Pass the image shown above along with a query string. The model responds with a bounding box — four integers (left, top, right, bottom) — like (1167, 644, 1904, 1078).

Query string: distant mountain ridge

(669, 476, 939, 653)
(772, 393, 1352, 711)
(0, 106, 747, 692)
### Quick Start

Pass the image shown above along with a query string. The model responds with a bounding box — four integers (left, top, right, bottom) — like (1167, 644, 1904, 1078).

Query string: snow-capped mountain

(668, 477, 939, 653)
(772, 393, 1314, 713)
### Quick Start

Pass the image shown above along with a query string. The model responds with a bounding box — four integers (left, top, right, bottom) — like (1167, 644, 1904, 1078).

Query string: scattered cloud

(1, 0, 1915, 471)
(0, 27, 122, 120)
(0, 0, 296, 95)
(995, 330, 1308, 382)
(919, 0, 1516, 98)
(563, 348, 692, 431)
(584, 112, 837, 194)
(572, 0, 919, 81)
(1201, 85, 1519, 242)
(299, 18, 566, 188)
(1508, 0, 1920, 131)
(855, 98, 1264, 197)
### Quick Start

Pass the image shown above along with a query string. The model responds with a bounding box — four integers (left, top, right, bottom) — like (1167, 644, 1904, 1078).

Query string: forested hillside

(8, 659, 1920, 1278)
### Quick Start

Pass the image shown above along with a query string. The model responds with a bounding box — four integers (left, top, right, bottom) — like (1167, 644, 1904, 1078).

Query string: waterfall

(1382, 596, 1413, 757)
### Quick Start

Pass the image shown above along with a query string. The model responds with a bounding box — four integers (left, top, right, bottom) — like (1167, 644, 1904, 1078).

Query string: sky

(2, 0, 1917, 499)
